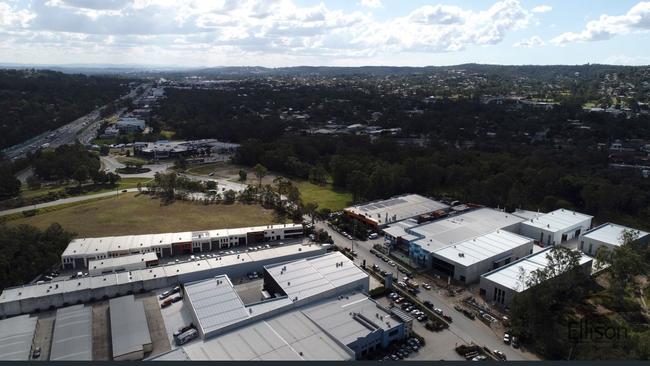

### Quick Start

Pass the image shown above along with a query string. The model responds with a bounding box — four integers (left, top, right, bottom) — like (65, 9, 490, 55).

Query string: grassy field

(295, 180, 352, 211)
(186, 162, 352, 211)
(7, 193, 281, 237)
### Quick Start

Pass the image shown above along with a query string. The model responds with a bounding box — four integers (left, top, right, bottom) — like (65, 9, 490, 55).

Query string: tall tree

(253, 163, 267, 188)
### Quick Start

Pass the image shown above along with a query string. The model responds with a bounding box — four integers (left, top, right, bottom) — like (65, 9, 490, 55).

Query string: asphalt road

(313, 220, 539, 361)
(0, 188, 139, 217)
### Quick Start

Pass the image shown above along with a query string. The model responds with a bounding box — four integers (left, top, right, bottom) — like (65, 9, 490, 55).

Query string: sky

(0, 0, 649, 67)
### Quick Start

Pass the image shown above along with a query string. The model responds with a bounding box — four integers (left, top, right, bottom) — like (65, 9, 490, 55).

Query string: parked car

(422, 283, 432, 290)
(159, 289, 173, 300)
(503, 333, 511, 345)
(32, 347, 41, 359)
(434, 308, 443, 316)
(161, 298, 173, 308)
(171, 295, 182, 303)
(423, 300, 434, 309)
(494, 350, 507, 360)
(511, 337, 520, 348)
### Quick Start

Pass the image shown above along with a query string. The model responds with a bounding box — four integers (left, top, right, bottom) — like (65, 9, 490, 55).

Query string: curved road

(0, 188, 139, 217)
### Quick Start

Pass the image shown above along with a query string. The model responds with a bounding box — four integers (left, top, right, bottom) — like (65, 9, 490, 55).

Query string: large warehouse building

(50, 305, 93, 361)
(479, 248, 593, 306)
(519, 209, 593, 247)
(404, 208, 525, 269)
(0, 315, 37, 360)
(579, 222, 650, 256)
(430, 230, 534, 284)
(61, 223, 304, 269)
(154, 252, 408, 361)
(0, 243, 326, 318)
(109, 295, 152, 361)
(344, 194, 449, 229)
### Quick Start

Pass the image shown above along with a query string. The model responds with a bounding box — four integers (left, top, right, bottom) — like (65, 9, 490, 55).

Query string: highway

(313, 219, 540, 361)
(2, 84, 148, 161)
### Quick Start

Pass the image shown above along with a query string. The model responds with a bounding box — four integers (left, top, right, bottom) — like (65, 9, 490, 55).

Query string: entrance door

(561, 233, 568, 243)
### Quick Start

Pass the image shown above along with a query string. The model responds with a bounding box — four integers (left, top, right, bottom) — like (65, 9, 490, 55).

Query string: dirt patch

(139, 293, 171, 358)
(91, 301, 111, 360)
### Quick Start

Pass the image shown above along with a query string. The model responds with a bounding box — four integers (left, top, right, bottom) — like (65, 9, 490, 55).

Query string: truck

(176, 328, 199, 346)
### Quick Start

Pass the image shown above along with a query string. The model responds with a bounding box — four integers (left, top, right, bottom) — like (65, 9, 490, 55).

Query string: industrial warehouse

(0, 242, 324, 318)
(61, 223, 304, 269)
(0, 248, 412, 361)
(152, 251, 411, 361)
(479, 248, 594, 306)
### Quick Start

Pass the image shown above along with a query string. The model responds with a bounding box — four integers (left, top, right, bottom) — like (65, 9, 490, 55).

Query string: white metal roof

(302, 293, 395, 346)
(109, 295, 152, 359)
(481, 248, 593, 292)
(0, 315, 37, 360)
(265, 252, 368, 302)
(521, 208, 593, 232)
(181, 310, 353, 360)
(432, 230, 533, 267)
(0, 244, 323, 304)
(411, 208, 524, 253)
(61, 224, 303, 258)
(345, 194, 448, 226)
(184, 275, 250, 336)
(581, 223, 649, 246)
(50, 305, 92, 361)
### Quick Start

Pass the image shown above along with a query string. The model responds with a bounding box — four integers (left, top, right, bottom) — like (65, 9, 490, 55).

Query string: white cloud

(0, 0, 538, 65)
(531, 5, 552, 13)
(359, 0, 382, 9)
(552, 1, 650, 45)
(513, 35, 545, 47)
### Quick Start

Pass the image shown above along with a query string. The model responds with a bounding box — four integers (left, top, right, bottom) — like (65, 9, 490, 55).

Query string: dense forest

(153, 79, 650, 231)
(0, 223, 74, 290)
(0, 69, 128, 149)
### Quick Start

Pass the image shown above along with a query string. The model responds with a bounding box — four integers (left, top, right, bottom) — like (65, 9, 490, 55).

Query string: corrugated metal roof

(184, 276, 250, 335)
(265, 252, 367, 302)
(345, 194, 448, 226)
(0, 315, 37, 360)
(50, 305, 92, 361)
(521, 208, 593, 232)
(180, 311, 353, 360)
(411, 208, 525, 253)
(433, 230, 533, 267)
(481, 248, 593, 292)
(109, 295, 151, 359)
(581, 222, 649, 246)
(302, 293, 395, 346)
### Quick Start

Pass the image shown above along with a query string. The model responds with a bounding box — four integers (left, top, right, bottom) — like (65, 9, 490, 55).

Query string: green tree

(253, 163, 267, 188)
(0, 166, 20, 199)
(238, 170, 247, 182)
